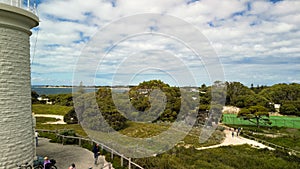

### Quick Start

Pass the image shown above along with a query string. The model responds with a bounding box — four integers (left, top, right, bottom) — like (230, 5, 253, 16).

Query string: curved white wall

(0, 3, 38, 168)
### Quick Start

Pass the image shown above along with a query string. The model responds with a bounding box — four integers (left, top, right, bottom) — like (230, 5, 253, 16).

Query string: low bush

(134, 145, 300, 169)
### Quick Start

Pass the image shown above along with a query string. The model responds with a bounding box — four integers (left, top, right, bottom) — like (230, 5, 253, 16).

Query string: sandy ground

(196, 129, 274, 150)
(34, 114, 67, 124)
(36, 138, 113, 169)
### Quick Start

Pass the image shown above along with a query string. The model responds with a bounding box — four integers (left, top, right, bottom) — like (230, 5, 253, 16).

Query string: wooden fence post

(79, 138, 82, 147)
(111, 150, 114, 160)
(121, 155, 123, 167)
(128, 158, 131, 169)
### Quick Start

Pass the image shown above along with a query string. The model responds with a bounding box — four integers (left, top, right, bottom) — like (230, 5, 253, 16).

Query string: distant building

(190, 88, 198, 92)
(268, 103, 281, 113)
(222, 106, 240, 114)
(138, 89, 150, 95)
(274, 104, 281, 112)
(37, 97, 53, 104)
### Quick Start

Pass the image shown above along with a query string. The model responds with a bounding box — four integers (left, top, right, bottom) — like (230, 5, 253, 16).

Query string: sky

(29, 0, 300, 87)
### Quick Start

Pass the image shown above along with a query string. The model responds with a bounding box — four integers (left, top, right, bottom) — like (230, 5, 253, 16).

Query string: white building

(37, 97, 53, 104)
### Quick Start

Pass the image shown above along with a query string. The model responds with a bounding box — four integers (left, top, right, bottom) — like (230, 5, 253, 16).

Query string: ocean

(32, 86, 129, 95)
(32, 86, 97, 95)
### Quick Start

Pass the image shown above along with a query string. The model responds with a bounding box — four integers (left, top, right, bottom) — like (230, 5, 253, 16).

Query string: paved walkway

(196, 129, 274, 150)
(36, 138, 113, 169)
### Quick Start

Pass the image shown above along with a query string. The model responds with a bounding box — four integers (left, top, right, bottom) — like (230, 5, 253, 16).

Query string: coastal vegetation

(32, 80, 300, 169)
(134, 145, 299, 169)
(32, 81, 300, 133)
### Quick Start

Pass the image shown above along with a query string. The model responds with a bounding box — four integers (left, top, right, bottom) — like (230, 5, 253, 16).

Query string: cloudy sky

(30, 0, 300, 86)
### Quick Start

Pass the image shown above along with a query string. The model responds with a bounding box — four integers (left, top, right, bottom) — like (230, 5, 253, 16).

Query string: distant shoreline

(39, 86, 72, 88)
(32, 85, 136, 89)
(35, 86, 97, 89)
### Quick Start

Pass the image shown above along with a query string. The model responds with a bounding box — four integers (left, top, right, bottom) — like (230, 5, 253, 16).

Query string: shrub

(57, 130, 78, 145)
(64, 108, 78, 124)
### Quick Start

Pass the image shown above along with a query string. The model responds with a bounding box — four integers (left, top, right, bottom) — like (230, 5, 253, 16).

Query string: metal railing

(0, 0, 37, 14)
(92, 139, 144, 169)
(37, 129, 144, 169)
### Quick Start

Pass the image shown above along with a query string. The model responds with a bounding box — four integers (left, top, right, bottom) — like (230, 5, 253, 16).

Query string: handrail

(0, 0, 37, 14)
(100, 163, 112, 169)
(91, 139, 144, 169)
(36, 129, 144, 169)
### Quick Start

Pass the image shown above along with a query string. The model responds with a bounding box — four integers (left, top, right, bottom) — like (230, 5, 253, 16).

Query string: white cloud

(30, 0, 300, 86)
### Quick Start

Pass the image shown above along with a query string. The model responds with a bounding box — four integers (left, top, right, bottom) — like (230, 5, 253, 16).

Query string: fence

(37, 129, 144, 169)
(0, 0, 37, 14)
(221, 126, 300, 157)
(222, 114, 300, 129)
(242, 132, 300, 157)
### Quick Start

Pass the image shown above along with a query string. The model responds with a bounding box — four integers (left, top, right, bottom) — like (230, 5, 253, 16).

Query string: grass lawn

(223, 114, 300, 128)
(36, 123, 88, 137)
(37, 119, 225, 151)
(121, 121, 225, 147)
(36, 117, 60, 123)
(32, 104, 72, 115)
(83, 121, 225, 156)
(119, 121, 170, 138)
(119, 122, 224, 147)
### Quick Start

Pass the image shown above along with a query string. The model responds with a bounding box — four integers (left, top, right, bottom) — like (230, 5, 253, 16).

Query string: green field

(36, 117, 59, 123)
(32, 104, 72, 115)
(222, 114, 300, 128)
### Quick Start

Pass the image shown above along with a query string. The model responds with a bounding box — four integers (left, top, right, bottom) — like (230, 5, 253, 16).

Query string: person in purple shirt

(43, 157, 51, 169)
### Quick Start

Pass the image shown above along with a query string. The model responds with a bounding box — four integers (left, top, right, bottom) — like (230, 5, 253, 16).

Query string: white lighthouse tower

(0, 0, 39, 168)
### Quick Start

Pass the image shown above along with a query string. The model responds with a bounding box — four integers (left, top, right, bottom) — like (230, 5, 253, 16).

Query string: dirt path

(34, 114, 66, 124)
(196, 129, 274, 150)
(36, 138, 113, 169)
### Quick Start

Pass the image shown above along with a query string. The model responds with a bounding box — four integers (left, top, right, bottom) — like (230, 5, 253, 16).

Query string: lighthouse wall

(0, 3, 38, 168)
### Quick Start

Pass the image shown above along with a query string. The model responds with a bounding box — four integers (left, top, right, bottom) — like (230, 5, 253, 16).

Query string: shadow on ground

(36, 138, 111, 169)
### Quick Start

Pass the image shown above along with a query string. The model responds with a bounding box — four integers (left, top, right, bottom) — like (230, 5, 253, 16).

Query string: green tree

(31, 90, 39, 104)
(237, 105, 271, 128)
(74, 88, 127, 131)
(64, 108, 78, 124)
(259, 83, 300, 104)
(128, 80, 184, 122)
(225, 81, 254, 105)
(196, 104, 209, 125)
(48, 93, 73, 106)
(234, 94, 272, 110)
(280, 103, 299, 116)
(210, 103, 223, 124)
